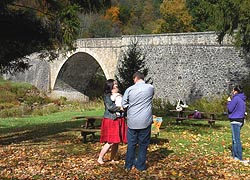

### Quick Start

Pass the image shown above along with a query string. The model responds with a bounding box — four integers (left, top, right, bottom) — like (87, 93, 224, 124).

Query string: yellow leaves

(221, 140, 226, 147)
(179, 131, 201, 143)
(0, 141, 249, 179)
(104, 6, 121, 24)
(170, 169, 178, 176)
(1, 124, 250, 179)
(161, 0, 186, 16)
(191, 133, 201, 142)
(243, 142, 250, 148)
(157, 0, 194, 33)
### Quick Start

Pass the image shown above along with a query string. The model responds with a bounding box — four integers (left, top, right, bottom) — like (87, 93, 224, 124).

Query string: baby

(110, 88, 123, 117)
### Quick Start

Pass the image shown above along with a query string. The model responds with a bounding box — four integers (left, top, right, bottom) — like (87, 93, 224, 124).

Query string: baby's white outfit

(110, 93, 123, 117)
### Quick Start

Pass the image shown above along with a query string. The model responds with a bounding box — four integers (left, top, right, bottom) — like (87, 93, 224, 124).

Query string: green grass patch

(159, 117, 250, 158)
(0, 109, 103, 130)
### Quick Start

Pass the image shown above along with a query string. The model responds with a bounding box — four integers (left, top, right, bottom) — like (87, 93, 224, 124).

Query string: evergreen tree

(186, 0, 217, 32)
(115, 40, 151, 94)
(215, 0, 250, 55)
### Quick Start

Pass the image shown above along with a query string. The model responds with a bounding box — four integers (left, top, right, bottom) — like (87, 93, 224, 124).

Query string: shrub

(188, 95, 227, 115)
(0, 105, 30, 118)
(153, 98, 175, 117)
(0, 90, 17, 104)
(0, 102, 18, 110)
(23, 86, 52, 107)
(63, 97, 104, 112)
(53, 96, 67, 106)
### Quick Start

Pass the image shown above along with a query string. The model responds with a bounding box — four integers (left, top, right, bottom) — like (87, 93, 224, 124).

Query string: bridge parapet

(121, 31, 232, 46)
(76, 37, 122, 48)
(76, 31, 232, 49)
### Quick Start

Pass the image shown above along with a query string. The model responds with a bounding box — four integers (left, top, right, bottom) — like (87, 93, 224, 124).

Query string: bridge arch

(49, 41, 121, 101)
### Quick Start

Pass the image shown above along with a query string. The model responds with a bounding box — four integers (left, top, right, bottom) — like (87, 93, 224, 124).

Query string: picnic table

(68, 116, 102, 143)
(169, 110, 216, 126)
(68, 115, 164, 142)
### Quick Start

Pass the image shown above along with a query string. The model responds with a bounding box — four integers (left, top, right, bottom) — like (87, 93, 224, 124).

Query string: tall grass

(0, 79, 56, 117)
(0, 79, 29, 110)
(0, 78, 105, 118)
(65, 97, 104, 112)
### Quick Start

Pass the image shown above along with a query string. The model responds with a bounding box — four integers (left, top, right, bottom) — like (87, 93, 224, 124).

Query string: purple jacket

(227, 93, 246, 119)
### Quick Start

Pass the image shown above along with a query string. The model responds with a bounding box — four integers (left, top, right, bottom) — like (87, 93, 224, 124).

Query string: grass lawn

(0, 111, 250, 179)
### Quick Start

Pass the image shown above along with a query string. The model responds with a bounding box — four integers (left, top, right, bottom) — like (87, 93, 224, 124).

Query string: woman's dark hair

(104, 79, 115, 95)
(234, 85, 243, 93)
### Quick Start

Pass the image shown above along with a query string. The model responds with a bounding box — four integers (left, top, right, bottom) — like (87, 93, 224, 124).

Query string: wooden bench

(69, 116, 103, 143)
(169, 110, 216, 126)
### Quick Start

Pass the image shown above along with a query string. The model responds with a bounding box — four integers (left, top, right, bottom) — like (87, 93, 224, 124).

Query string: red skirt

(100, 117, 127, 143)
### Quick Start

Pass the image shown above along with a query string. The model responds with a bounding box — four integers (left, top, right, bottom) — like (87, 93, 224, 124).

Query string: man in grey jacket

(122, 71, 154, 171)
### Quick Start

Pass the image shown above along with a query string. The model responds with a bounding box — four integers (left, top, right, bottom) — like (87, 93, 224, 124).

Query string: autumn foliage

(104, 6, 121, 24)
(155, 0, 194, 33)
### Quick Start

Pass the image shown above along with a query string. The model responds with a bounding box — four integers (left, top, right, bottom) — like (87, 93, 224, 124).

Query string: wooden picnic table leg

(178, 111, 183, 118)
(176, 113, 180, 124)
(81, 117, 101, 142)
(176, 111, 184, 124)
(81, 131, 88, 143)
(88, 118, 98, 141)
(208, 114, 215, 127)
(176, 118, 182, 124)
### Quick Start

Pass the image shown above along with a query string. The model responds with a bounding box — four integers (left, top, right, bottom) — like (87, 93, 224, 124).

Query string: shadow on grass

(150, 137, 169, 144)
(0, 120, 87, 145)
(148, 147, 174, 166)
(147, 137, 173, 165)
(176, 122, 224, 129)
(82, 134, 101, 144)
(164, 119, 225, 130)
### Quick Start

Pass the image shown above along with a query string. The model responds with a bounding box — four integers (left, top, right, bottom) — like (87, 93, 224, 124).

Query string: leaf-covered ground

(1, 121, 250, 179)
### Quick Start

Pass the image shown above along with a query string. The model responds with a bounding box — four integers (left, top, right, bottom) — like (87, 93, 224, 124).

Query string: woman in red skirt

(97, 79, 127, 164)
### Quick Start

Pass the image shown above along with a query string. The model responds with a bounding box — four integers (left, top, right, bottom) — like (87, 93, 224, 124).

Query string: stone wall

(126, 32, 249, 103)
(4, 58, 50, 92)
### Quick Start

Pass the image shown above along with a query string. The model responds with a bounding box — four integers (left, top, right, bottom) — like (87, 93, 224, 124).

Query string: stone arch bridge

(5, 32, 249, 102)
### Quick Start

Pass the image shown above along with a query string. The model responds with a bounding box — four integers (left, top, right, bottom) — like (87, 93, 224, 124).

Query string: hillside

(0, 77, 57, 118)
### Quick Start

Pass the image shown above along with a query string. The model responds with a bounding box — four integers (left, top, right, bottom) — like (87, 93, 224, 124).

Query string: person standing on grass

(122, 71, 154, 171)
(227, 85, 249, 164)
(97, 79, 127, 164)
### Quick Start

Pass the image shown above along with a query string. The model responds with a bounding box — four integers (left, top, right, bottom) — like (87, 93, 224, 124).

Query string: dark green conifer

(115, 40, 152, 94)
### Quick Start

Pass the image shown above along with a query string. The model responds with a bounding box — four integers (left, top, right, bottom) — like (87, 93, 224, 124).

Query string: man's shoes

(240, 160, 250, 165)
(233, 158, 250, 165)
(124, 168, 131, 173)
